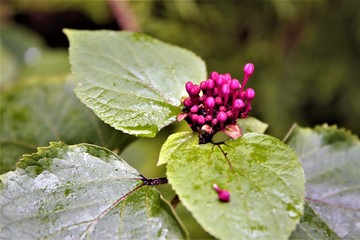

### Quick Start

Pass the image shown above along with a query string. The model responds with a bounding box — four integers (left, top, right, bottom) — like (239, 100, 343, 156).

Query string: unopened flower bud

(243, 63, 254, 76)
(213, 184, 230, 202)
(190, 105, 199, 113)
(216, 75, 225, 86)
(206, 79, 215, 90)
(211, 118, 218, 126)
(215, 96, 222, 106)
(230, 79, 240, 90)
(200, 81, 207, 91)
(205, 115, 213, 122)
(211, 71, 219, 80)
(217, 111, 227, 123)
(199, 95, 207, 102)
(221, 84, 230, 95)
(219, 106, 227, 112)
(221, 83, 230, 105)
(224, 73, 231, 82)
(232, 99, 245, 118)
(205, 97, 215, 114)
(205, 97, 215, 109)
(240, 63, 255, 92)
(189, 85, 200, 96)
(197, 115, 205, 125)
(191, 114, 198, 123)
(226, 110, 233, 119)
(246, 88, 255, 99)
(185, 82, 193, 93)
(233, 99, 245, 109)
(183, 97, 192, 107)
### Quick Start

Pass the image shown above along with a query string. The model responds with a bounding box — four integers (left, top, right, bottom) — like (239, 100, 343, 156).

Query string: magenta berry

(179, 63, 256, 143)
(197, 115, 205, 125)
(211, 71, 219, 80)
(200, 81, 207, 91)
(213, 184, 230, 202)
(206, 79, 215, 90)
(205, 97, 215, 109)
(246, 88, 255, 99)
(190, 105, 199, 113)
(230, 79, 240, 90)
(183, 98, 192, 107)
(240, 62, 255, 92)
(185, 82, 193, 93)
(189, 85, 200, 96)
(217, 111, 227, 123)
(244, 63, 254, 76)
(215, 97, 222, 106)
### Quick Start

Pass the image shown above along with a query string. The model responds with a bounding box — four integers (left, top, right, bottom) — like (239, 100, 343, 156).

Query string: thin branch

(107, 0, 141, 32)
(282, 123, 297, 142)
(171, 195, 180, 209)
(141, 176, 168, 186)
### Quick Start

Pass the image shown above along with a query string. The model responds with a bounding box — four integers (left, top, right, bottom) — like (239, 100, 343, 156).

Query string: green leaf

(157, 131, 194, 166)
(0, 142, 186, 239)
(289, 203, 339, 240)
(286, 124, 360, 239)
(0, 76, 135, 174)
(237, 117, 269, 134)
(65, 29, 206, 137)
(165, 132, 305, 240)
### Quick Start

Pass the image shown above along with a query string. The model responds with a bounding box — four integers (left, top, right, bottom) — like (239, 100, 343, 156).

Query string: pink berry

(246, 88, 255, 99)
(213, 184, 230, 202)
(243, 63, 254, 76)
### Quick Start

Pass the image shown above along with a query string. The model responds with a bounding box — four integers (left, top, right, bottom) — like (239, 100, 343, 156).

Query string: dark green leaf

(290, 203, 339, 240)
(0, 142, 186, 239)
(65, 30, 206, 137)
(164, 132, 305, 240)
(0, 76, 135, 174)
(286, 124, 360, 239)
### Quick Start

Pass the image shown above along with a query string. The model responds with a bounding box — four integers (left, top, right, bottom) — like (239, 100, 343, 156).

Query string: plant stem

(141, 176, 168, 186)
(171, 195, 180, 208)
(107, 0, 141, 31)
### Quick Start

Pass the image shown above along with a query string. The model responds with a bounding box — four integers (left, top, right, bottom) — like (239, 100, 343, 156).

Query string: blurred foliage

(1, 0, 359, 239)
(2, 0, 359, 137)
(131, 0, 360, 138)
(9, 0, 112, 24)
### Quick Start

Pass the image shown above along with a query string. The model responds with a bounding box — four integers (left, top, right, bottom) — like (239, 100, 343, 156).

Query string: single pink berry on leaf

(213, 184, 230, 202)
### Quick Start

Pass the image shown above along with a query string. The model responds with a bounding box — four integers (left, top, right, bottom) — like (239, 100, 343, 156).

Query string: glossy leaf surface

(237, 117, 269, 134)
(0, 76, 134, 174)
(165, 132, 305, 240)
(287, 125, 360, 239)
(0, 142, 186, 239)
(65, 30, 206, 137)
(290, 203, 339, 240)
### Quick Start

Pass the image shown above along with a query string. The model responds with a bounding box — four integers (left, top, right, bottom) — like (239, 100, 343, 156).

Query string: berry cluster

(178, 63, 255, 143)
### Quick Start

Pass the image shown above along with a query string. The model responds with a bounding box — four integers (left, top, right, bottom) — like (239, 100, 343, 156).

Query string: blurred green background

(1, 0, 359, 238)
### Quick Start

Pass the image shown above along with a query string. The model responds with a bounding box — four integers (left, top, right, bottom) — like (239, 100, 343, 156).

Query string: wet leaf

(0, 76, 134, 174)
(237, 117, 269, 134)
(164, 132, 305, 240)
(65, 30, 206, 137)
(157, 132, 194, 166)
(0, 142, 186, 239)
(286, 124, 360, 239)
(290, 203, 339, 240)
